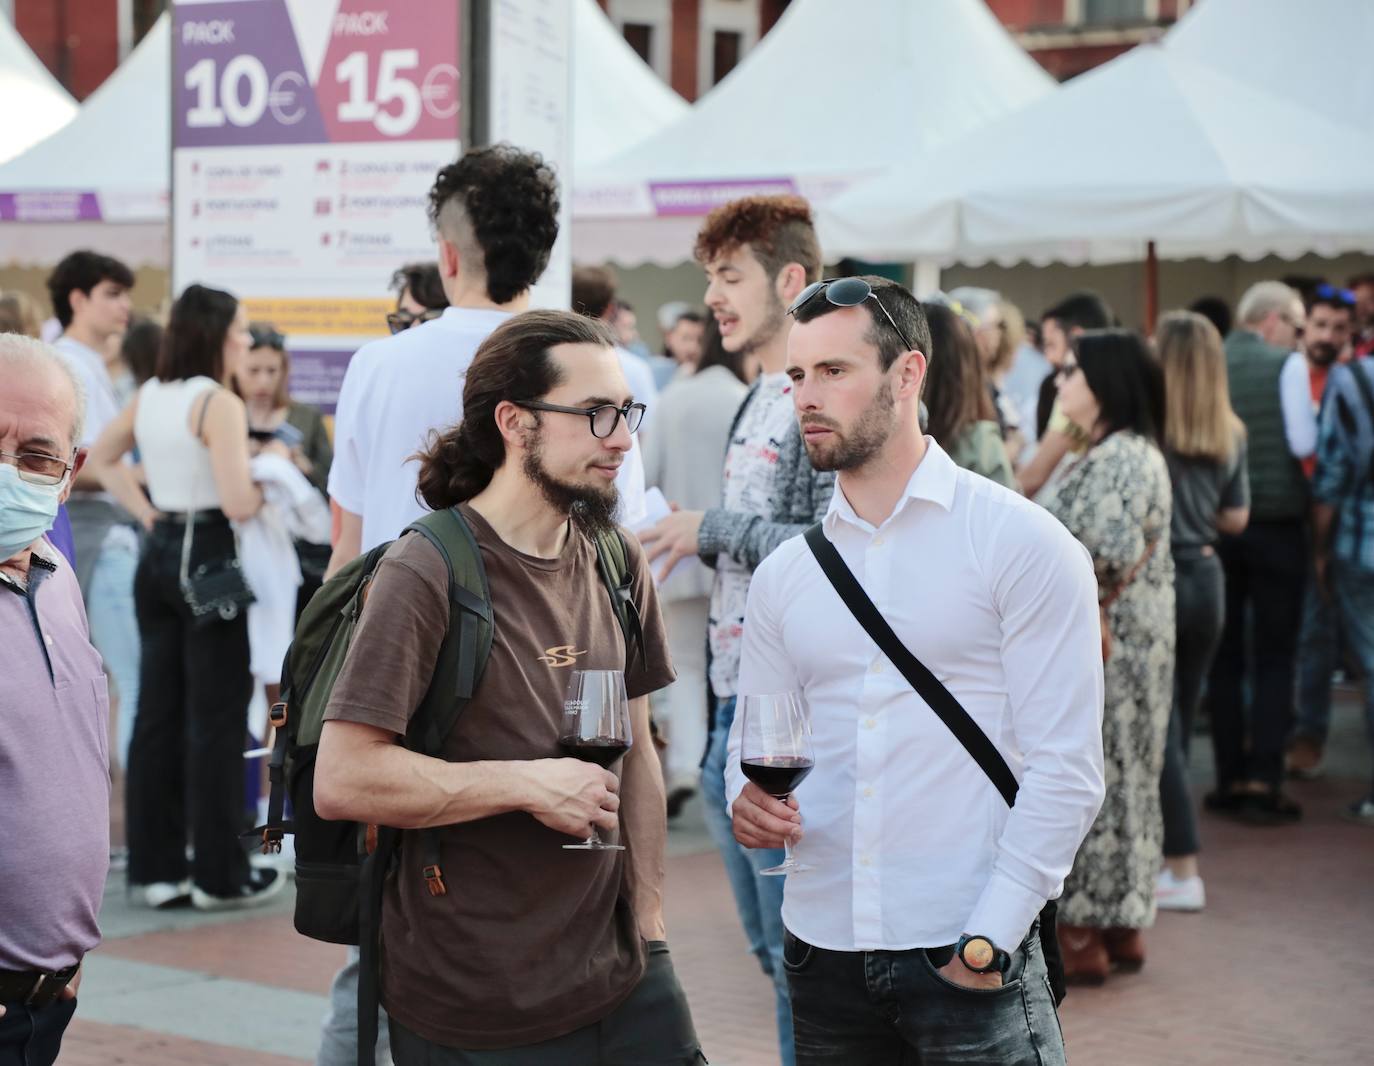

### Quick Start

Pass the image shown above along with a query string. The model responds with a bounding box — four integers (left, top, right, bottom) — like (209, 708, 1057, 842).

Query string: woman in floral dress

(1040, 329, 1175, 983)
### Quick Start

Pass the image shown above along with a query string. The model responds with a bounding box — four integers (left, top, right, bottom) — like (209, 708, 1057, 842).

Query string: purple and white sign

(172, 0, 461, 409)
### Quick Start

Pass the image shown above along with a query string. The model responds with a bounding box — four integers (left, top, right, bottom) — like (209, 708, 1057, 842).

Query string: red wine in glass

(739, 692, 813, 876)
(741, 755, 814, 797)
(559, 670, 633, 852)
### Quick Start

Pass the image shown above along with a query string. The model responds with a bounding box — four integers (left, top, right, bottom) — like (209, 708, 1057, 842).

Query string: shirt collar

(823, 436, 958, 535)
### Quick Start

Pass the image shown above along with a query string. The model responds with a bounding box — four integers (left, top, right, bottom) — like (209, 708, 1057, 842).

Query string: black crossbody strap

(803, 524, 1020, 807)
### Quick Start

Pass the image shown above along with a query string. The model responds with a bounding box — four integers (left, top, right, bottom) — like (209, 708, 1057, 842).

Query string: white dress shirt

(1279, 350, 1319, 460)
(726, 439, 1105, 955)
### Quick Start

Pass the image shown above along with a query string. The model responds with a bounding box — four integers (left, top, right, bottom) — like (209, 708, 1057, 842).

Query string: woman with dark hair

(230, 323, 333, 494)
(88, 283, 285, 913)
(642, 314, 748, 814)
(922, 302, 1016, 488)
(1039, 328, 1174, 983)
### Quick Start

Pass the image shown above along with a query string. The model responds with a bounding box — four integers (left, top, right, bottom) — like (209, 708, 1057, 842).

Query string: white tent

(572, 0, 1054, 267)
(572, 0, 688, 174)
(0, 15, 168, 264)
(0, 15, 77, 167)
(818, 2, 1374, 267)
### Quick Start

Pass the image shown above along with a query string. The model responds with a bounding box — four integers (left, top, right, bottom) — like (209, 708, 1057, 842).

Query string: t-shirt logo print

(538, 645, 587, 668)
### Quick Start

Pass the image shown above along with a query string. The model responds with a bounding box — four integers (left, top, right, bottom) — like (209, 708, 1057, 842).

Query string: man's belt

(0, 962, 81, 1007)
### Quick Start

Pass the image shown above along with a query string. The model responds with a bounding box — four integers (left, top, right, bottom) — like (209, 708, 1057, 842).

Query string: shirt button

(873, 535, 885, 547)
(863, 787, 874, 799)
(860, 856, 872, 867)
(869, 660, 882, 675)
(864, 719, 877, 730)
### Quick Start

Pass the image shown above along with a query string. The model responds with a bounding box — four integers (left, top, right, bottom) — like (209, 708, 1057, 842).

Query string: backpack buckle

(261, 828, 283, 855)
(269, 702, 288, 728)
(422, 864, 447, 897)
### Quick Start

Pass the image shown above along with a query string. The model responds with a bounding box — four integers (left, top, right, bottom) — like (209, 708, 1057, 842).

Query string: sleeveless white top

(135, 376, 222, 513)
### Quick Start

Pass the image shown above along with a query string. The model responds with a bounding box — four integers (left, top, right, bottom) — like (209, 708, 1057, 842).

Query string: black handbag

(179, 506, 256, 628)
(803, 524, 1068, 1006)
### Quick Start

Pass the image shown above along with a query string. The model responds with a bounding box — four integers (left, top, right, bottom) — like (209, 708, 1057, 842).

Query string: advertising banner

(171, 0, 462, 411)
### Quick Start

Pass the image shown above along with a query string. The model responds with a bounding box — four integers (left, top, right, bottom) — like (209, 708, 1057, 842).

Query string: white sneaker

(191, 869, 288, 912)
(1155, 869, 1206, 912)
(130, 879, 193, 909)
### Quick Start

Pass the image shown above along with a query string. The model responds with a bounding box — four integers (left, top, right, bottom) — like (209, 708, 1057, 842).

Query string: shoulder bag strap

(802, 524, 1019, 806)
(594, 530, 644, 671)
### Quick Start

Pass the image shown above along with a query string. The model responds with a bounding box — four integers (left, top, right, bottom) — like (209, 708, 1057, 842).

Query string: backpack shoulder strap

(405, 506, 494, 753)
(594, 529, 645, 672)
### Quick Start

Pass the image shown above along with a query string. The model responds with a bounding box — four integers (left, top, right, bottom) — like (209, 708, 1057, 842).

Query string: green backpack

(251, 505, 644, 945)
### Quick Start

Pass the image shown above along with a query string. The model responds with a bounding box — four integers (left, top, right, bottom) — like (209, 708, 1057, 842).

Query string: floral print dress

(1042, 431, 1176, 930)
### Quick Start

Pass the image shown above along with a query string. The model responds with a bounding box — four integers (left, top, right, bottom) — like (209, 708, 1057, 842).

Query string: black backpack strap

(359, 507, 493, 1066)
(594, 529, 645, 672)
(802, 524, 1019, 804)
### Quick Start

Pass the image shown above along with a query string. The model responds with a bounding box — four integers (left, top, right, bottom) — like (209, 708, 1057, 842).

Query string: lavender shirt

(0, 541, 110, 972)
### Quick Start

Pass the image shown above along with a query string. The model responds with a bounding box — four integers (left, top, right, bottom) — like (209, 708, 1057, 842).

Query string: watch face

(963, 937, 995, 971)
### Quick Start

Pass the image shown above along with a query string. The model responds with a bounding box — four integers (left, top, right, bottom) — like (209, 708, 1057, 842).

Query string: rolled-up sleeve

(964, 508, 1106, 951)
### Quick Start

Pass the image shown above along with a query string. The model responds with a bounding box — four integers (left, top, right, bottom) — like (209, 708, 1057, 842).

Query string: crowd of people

(3, 140, 1372, 1066)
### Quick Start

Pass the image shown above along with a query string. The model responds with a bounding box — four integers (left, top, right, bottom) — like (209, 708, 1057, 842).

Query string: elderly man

(0, 335, 110, 1066)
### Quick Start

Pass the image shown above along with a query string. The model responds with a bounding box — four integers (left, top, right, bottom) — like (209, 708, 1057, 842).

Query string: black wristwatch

(956, 934, 1011, 975)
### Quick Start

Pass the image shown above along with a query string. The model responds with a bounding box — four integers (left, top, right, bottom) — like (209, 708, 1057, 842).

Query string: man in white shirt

(46, 250, 142, 771)
(728, 277, 1105, 1065)
(320, 144, 633, 1066)
(326, 145, 646, 571)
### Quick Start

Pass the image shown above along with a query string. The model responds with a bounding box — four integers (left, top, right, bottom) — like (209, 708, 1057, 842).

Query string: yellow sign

(242, 297, 391, 337)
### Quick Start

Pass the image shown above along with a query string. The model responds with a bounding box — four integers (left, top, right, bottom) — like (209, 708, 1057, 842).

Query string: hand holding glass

(559, 669, 632, 851)
(739, 691, 814, 875)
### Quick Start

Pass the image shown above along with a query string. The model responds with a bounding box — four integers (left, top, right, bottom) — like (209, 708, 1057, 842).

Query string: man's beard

(1307, 341, 1341, 368)
(522, 435, 620, 537)
(736, 291, 787, 357)
(801, 381, 897, 473)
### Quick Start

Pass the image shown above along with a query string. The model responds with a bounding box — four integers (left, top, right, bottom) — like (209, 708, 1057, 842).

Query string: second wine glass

(739, 691, 813, 876)
(558, 669, 633, 852)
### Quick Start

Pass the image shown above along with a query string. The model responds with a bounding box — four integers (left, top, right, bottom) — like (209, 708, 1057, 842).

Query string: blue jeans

(86, 531, 142, 769)
(701, 696, 794, 1066)
(783, 925, 1064, 1066)
(1294, 573, 1341, 744)
(1331, 562, 1374, 794)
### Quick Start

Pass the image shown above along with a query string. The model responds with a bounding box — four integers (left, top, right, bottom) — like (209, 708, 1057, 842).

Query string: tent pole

(1145, 240, 1159, 332)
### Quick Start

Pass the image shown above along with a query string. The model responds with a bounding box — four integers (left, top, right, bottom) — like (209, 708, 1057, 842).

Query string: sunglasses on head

(250, 326, 286, 350)
(787, 277, 916, 353)
(386, 308, 444, 335)
(1313, 282, 1356, 308)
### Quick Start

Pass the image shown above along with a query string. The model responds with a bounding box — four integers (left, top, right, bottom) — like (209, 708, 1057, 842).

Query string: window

(622, 22, 654, 66)
(1081, 0, 1149, 24)
(712, 30, 741, 85)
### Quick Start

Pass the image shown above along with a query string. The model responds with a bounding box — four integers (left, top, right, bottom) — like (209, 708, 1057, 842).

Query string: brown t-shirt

(324, 505, 675, 1049)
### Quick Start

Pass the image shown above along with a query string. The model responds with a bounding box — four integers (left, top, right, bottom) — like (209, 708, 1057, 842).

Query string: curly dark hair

(693, 194, 822, 284)
(427, 144, 560, 305)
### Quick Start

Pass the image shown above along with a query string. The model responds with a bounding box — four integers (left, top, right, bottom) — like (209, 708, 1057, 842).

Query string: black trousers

(1208, 519, 1308, 792)
(0, 998, 76, 1066)
(125, 516, 253, 896)
(1161, 550, 1225, 856)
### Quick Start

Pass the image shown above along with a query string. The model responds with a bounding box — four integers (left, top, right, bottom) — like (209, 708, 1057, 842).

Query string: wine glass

(739, 691, 814, 876)
(558, 669, 633, 851)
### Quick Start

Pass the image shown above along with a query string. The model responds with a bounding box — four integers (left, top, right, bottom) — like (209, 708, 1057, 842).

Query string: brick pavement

(67, 700, 1372, 1065)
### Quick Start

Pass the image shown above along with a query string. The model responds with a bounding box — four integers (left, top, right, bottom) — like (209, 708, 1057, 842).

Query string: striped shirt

(1312, 358, 1374, 572)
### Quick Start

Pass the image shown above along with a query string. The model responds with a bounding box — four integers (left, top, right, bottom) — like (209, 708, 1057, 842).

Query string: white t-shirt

(708, 371, 796, 697)
(53, 336, 121, 447)
(330, 307, 647, 552)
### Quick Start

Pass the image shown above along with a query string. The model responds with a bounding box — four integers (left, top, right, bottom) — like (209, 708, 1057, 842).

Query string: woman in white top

(89, 284, 285, 913)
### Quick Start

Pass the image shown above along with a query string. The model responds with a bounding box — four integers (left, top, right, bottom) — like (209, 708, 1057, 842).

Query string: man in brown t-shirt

(315, 310, 703, 1065)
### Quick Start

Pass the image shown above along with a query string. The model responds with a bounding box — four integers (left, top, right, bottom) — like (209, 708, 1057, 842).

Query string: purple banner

(649, 179, 799, 216)
(0, 192, 102, 222)
(288, 348, 353, 414)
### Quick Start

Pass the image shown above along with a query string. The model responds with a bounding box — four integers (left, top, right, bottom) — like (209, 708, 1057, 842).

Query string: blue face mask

(0, 463, 64, 561)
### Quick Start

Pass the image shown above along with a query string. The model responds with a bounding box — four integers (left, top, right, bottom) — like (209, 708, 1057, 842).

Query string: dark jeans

(1209, 519, 1308, 792)
(126, 516, 253, 896)
(1161, 550, 1225, 856)
(388, 942, 704, 1065)
(0, 997, 76, 1066)
(784, 925, 1064, 1066)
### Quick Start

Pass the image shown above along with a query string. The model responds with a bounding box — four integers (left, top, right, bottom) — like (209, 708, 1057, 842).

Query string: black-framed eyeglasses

(1313, 282, 1357, 308)
(1, 448, 75, 486)
(787, 277, 916, 353)
(513, 400, 647, 439)
(386, 308, 444, 335)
